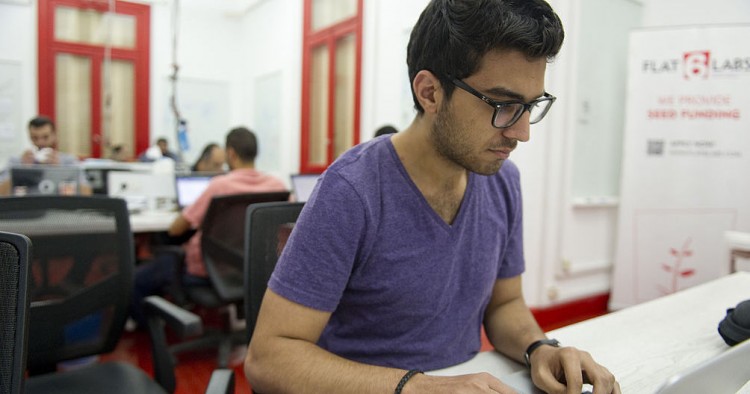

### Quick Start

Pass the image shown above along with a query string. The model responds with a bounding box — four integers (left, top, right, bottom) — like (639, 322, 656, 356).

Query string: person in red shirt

(130, 126, 286, 327)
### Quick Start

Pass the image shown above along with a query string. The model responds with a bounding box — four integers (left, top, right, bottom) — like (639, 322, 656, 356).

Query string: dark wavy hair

(407, 0, 564, 113)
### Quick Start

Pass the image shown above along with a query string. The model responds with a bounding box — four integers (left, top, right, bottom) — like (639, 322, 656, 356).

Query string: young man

(0, 116, 89, 195)
(246, 1, 620, 393)
(130, 127, 286, 327)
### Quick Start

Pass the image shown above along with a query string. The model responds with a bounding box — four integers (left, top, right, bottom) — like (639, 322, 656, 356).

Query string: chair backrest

(244, 201, 305, 341)
(0, 196, 133, 371)
(201, 192, 290, 303)
(0, 231, 31, 394)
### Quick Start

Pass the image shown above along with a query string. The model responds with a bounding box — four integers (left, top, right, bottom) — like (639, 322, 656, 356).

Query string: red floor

(102, 329, 252, 394)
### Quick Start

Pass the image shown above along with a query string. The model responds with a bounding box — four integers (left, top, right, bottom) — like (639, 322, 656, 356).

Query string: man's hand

(20, 149, 35, 164)
(45, 150, 61, 164)
(529, 345, 620, 394)
(405, 373, 518, 394)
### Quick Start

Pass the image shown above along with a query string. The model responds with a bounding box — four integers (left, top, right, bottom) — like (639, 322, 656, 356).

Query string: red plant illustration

(657, 237, 695, 295)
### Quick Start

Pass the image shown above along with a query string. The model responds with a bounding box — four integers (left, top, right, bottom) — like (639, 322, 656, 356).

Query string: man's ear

(412, 70, 443, 115)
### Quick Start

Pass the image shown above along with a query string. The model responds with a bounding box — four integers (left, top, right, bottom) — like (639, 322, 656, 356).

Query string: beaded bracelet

(394, 369, 423, 394)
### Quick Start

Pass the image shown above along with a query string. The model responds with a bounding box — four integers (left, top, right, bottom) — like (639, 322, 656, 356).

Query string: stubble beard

(431, 106, 504, 176)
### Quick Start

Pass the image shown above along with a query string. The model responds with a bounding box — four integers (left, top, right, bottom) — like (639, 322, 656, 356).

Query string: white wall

(149, 2, 244, 166)
(237, 0, 303, 186)
(0, 2, 37, 163)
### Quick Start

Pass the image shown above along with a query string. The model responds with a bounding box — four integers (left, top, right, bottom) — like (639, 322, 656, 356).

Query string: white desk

(431, 272, 750, 393)
(129, 210, 179, 233)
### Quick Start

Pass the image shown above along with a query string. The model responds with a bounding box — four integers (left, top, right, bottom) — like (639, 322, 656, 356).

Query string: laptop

(290, 173, 319, 202)
(655, 338, 750, 394)
(175, 173, 216, 209)
(10, 165, 82, 195)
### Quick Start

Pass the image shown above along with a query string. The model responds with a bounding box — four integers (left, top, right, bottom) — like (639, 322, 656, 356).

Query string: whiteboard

(161, 77, 230, 166)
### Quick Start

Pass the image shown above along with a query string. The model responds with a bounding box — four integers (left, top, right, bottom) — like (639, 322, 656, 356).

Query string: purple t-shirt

(268, 136, 525, 371)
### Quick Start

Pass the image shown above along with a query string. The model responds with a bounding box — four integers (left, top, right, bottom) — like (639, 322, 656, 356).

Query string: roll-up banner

(610, 25, 750, 309)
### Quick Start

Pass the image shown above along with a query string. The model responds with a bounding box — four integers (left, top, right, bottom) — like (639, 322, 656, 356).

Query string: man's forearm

(484, 296, 546, 364)
(246, 336, 408, 394)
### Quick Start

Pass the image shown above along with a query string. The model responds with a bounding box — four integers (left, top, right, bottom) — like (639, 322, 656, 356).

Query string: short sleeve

(268, 170, 367, 312)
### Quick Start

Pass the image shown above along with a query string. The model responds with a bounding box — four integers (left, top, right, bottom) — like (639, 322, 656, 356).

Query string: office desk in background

(431, 272, 750, 393)
(129, 210, 179, 233)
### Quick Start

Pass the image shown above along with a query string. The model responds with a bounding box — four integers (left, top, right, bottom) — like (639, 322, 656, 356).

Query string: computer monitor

(10, 165, 82, 196)
(82, 160, 159, 195)
(108, 171, 178, 212)
(290, 174, 319, 203)
(175, 174, 217, 209)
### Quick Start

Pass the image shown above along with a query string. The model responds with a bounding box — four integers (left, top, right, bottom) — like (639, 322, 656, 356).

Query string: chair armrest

(144, 295, 202, 338)
(143, 295, 204, 393)
(205, 369, 235, 394)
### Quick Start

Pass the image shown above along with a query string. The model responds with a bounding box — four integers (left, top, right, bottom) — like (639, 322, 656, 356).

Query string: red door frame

(38, 0, 150, 158)
(300, 0, 363, 174)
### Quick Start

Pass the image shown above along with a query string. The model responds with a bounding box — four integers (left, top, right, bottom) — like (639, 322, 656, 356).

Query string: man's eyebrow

(484, 86, 542, 102)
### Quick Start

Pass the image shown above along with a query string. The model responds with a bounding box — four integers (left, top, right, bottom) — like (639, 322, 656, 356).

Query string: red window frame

(37, 0, 150, 158)
(300, 0, 363, 174)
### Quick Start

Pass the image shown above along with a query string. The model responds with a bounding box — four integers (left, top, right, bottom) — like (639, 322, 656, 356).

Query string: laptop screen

(290, 174, 319, 202)
(10, 165, 82, 196)
(175, 174, 215, 208)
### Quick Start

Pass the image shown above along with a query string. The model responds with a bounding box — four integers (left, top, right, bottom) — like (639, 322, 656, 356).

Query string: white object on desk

(129, 211, 179, 233)
(431, 272, 750, 394)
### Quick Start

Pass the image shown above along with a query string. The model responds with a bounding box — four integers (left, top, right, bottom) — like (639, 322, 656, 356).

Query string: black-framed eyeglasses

(450, 78, 556, 128)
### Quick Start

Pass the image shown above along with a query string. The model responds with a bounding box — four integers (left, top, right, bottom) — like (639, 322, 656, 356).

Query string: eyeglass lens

(493, 100, 552, 128)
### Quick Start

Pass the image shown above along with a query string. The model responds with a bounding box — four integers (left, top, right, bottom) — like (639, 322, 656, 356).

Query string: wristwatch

(524, 338, 561, 368)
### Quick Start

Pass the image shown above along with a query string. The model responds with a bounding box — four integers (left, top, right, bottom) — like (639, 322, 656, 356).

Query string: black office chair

(162, 191, 290, 367)
(0, 196, 225, 394)
(0, 231, 31, 394)
(244, 201, 305, 342)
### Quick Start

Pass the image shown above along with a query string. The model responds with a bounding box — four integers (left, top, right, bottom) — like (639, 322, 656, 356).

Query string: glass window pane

(102, 60, 135, 160)
(309, 45, 330, 166)
(333, 34, 356, 158)
(55, 6, 136, 49)
(312, 0, 357, 31)
(55, 54, 92, 158)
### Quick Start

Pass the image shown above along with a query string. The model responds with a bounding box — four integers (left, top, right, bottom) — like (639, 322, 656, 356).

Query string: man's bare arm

(246, 289, 516, 394)
(168, 214, 191, 237)
(483, 276, 546, 363)
(484, 276, 620, 394)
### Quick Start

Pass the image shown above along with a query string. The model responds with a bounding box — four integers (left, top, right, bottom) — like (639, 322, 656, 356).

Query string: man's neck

(230, 161, 255, 171)
(391, 116, 467, 188)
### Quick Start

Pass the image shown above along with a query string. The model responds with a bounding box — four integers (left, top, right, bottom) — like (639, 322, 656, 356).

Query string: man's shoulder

(327, 138, 392, 179)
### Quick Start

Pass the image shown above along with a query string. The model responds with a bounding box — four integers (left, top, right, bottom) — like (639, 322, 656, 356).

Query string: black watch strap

(524, 338, 561, 368)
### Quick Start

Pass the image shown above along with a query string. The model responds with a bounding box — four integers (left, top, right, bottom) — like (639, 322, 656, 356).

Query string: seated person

(130, 126, 286, 327)
(0, 115, 91, 196)
(244, 1, 620, 393)
(191, 143, 225, 172)
(138, 137, 180, 162)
